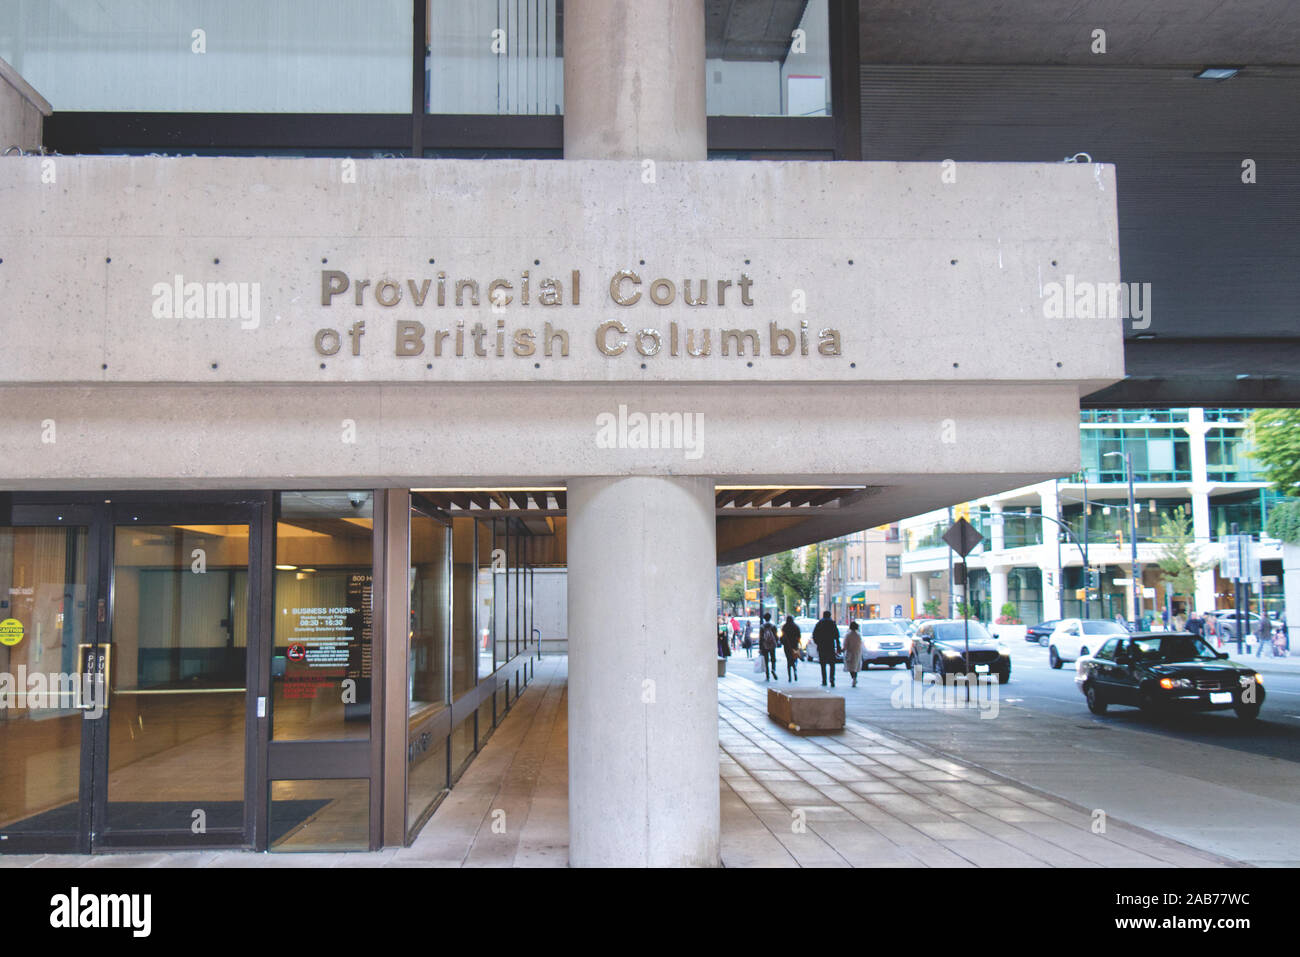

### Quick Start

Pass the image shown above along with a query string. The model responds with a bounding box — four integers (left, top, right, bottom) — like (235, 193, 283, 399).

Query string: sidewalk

(0, 655, 1236, 868)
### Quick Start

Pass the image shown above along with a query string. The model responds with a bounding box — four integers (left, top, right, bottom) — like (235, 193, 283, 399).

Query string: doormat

(2, 800, 329, 845)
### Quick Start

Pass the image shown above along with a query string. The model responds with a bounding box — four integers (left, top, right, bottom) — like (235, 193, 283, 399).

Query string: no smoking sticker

(0, 618, 23, 647)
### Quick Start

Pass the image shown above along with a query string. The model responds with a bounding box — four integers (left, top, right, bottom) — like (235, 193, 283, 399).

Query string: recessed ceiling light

(1196, 67, 1239, 80)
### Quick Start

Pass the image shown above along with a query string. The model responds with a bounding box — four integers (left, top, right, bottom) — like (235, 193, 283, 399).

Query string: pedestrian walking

(1186, 612, 1204, 638)
(1255, 610, 1273, 657)
(842, 620, 863, 687)
(812, 611, 841, 687)
(717, 625, 731, 660)
(758, 613, 779, 681)
(742, 619, 754, 656)
(780, 615, 801, 682)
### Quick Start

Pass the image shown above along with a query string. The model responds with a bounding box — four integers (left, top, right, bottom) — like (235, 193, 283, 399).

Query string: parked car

(853, 619, 911, 668)
(1027, 619, 1060, 644)
(1047, 618, 1130, 669)
(1205, 610, 1263, 641)
(1074, 632, 1265, 720)
(909, 619, 1010, 683)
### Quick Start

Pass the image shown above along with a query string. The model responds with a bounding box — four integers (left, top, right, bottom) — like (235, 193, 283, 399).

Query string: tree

(1266, 499, 1300, 544)
(922, 597, 942, 617)
(1154, 506, 1212, 599)
(719, 581, 744, 613)
(1248, 409, 1300, 496)
(768, 549, 822, 614)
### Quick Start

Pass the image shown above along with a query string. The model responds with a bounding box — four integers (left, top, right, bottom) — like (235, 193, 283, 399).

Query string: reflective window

(409, 510, 449, 714)
(426, 0, 563, 114)
(706, 0, 829, 116)
(271, 491, 374, 741)
(270, 779, 370, 851)
(0, 0, 412, 112)
(0, 527, 87, 836)
(451, 518, 477, 698)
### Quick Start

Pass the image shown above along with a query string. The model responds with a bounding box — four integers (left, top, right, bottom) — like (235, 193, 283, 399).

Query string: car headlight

(1159, 677, 1193, 690)
(1241, 674, 1262, 687)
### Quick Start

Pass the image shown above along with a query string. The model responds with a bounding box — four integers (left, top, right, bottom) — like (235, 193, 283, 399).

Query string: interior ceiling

(707, 0, 810, 59)
(858, 0, 1300, 66)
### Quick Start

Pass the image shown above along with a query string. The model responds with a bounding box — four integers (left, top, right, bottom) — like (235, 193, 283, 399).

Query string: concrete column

(567, 475, 719, 867)
(1186, 408, 1216, 612)
(990, 503, 1005, 552)
(1284, 543, 1300, 654)
(913, 573, 930, 611)
(990, 566, 1008, 619)
(563, 0, 706, 161)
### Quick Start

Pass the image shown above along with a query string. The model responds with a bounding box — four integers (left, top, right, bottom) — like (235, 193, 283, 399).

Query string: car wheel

(997, 667, 1011, 685)
(1039, 636, 1049, 648)
(888, 662, 898, 669)
(1049, 646, 1062, 669)
(1085, 682, 1108, 715)
(1234, 702, 1261, 721)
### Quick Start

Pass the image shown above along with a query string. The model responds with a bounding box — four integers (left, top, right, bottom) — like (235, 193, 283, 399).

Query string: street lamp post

(1105, 451, 1141, 627)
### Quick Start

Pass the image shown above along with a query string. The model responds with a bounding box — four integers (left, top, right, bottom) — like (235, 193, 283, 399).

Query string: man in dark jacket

(812, 611, 841, 687)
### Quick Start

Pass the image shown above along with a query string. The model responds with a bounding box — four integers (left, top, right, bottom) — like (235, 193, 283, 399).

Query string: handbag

(753, 655, 765, 674)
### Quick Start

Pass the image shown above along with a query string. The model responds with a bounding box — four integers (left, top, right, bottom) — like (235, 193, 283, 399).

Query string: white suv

(1048, 618, 1130, 669)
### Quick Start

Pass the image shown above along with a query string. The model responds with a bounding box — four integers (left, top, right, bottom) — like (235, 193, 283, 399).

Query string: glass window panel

(406, 728, 447, 833)
(272, 492, 373, 741)
(477, 698, 493, 748)
(449, 715, 475, 781)
(426, 0, 563, 114)
(0, 0, 412, 112)
(495, 521, 509, 672)
(451, 518, 477, 698)
(477, 519, 498, 680)
(0, 526, 87, 835)
(409, 511, 449, 713)
(270, 778, 369, 851)
(706, 0, 830, 116)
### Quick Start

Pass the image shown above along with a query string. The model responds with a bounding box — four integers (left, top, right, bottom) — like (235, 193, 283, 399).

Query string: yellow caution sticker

(0, 618, 23, 647)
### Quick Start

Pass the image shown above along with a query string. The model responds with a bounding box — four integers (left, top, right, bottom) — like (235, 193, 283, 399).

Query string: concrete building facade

(0, 0, 1125, 864)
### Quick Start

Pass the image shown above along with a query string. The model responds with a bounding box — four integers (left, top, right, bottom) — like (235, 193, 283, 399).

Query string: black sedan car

(1074, 632, 1265, 720)
(909, 619, 1011, 684)
(1026, 619, 1060, 644)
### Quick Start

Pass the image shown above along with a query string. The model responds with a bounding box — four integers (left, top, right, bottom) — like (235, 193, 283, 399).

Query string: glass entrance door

(0, 518, 95, 853)
(0, 497, 266, 853)
(94, 514, 254, 847)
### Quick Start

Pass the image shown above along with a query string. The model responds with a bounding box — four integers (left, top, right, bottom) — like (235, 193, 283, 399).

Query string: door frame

(0, 491, 271, 854)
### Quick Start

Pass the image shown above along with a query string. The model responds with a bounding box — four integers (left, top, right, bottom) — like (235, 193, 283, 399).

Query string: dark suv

(909, 619, 1010, 684)
(1075, 632, 1265, 721)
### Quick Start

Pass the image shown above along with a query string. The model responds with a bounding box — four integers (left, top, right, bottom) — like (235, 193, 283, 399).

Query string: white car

(1048, 618, 1130, 669)
(852, 619, 912, 668)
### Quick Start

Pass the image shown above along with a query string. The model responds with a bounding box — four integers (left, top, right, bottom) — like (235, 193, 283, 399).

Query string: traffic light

(1075, 588, 1087, 601)
(744, 588, 759, 600)
(1087, 568, 1100, 590)
(954, 502, 971, 521)
(1114, 529, 1124, 546)
(746, 560, 759, 581)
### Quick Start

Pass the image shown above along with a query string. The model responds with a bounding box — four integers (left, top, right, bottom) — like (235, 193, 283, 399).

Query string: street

(729, 639, 1300, 866)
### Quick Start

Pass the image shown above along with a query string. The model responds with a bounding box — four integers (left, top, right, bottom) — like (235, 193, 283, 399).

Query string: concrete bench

(767, 687, 845, 734)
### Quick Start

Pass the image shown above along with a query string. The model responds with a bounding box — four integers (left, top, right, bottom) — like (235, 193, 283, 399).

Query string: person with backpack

(780, 615, 802, 682)
(758, 613, 779, 680)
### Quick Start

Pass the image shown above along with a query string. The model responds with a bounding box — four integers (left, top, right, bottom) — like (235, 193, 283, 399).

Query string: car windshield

(932, 622, 992, 641)
(1128, 636, 1218, 662)
(1082, 621, 1128, 636)
(858, 622, 904, 636)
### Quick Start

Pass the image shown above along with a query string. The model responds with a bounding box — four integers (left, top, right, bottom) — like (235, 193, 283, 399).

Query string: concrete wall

(531, 566, 568, 647)
(0, 55, 49, 152)
(0, 157, 1122, 388)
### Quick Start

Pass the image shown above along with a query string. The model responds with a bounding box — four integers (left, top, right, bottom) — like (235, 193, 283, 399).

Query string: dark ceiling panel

(858, 64, 1300, 404)
(859, 0, 1300, 66)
